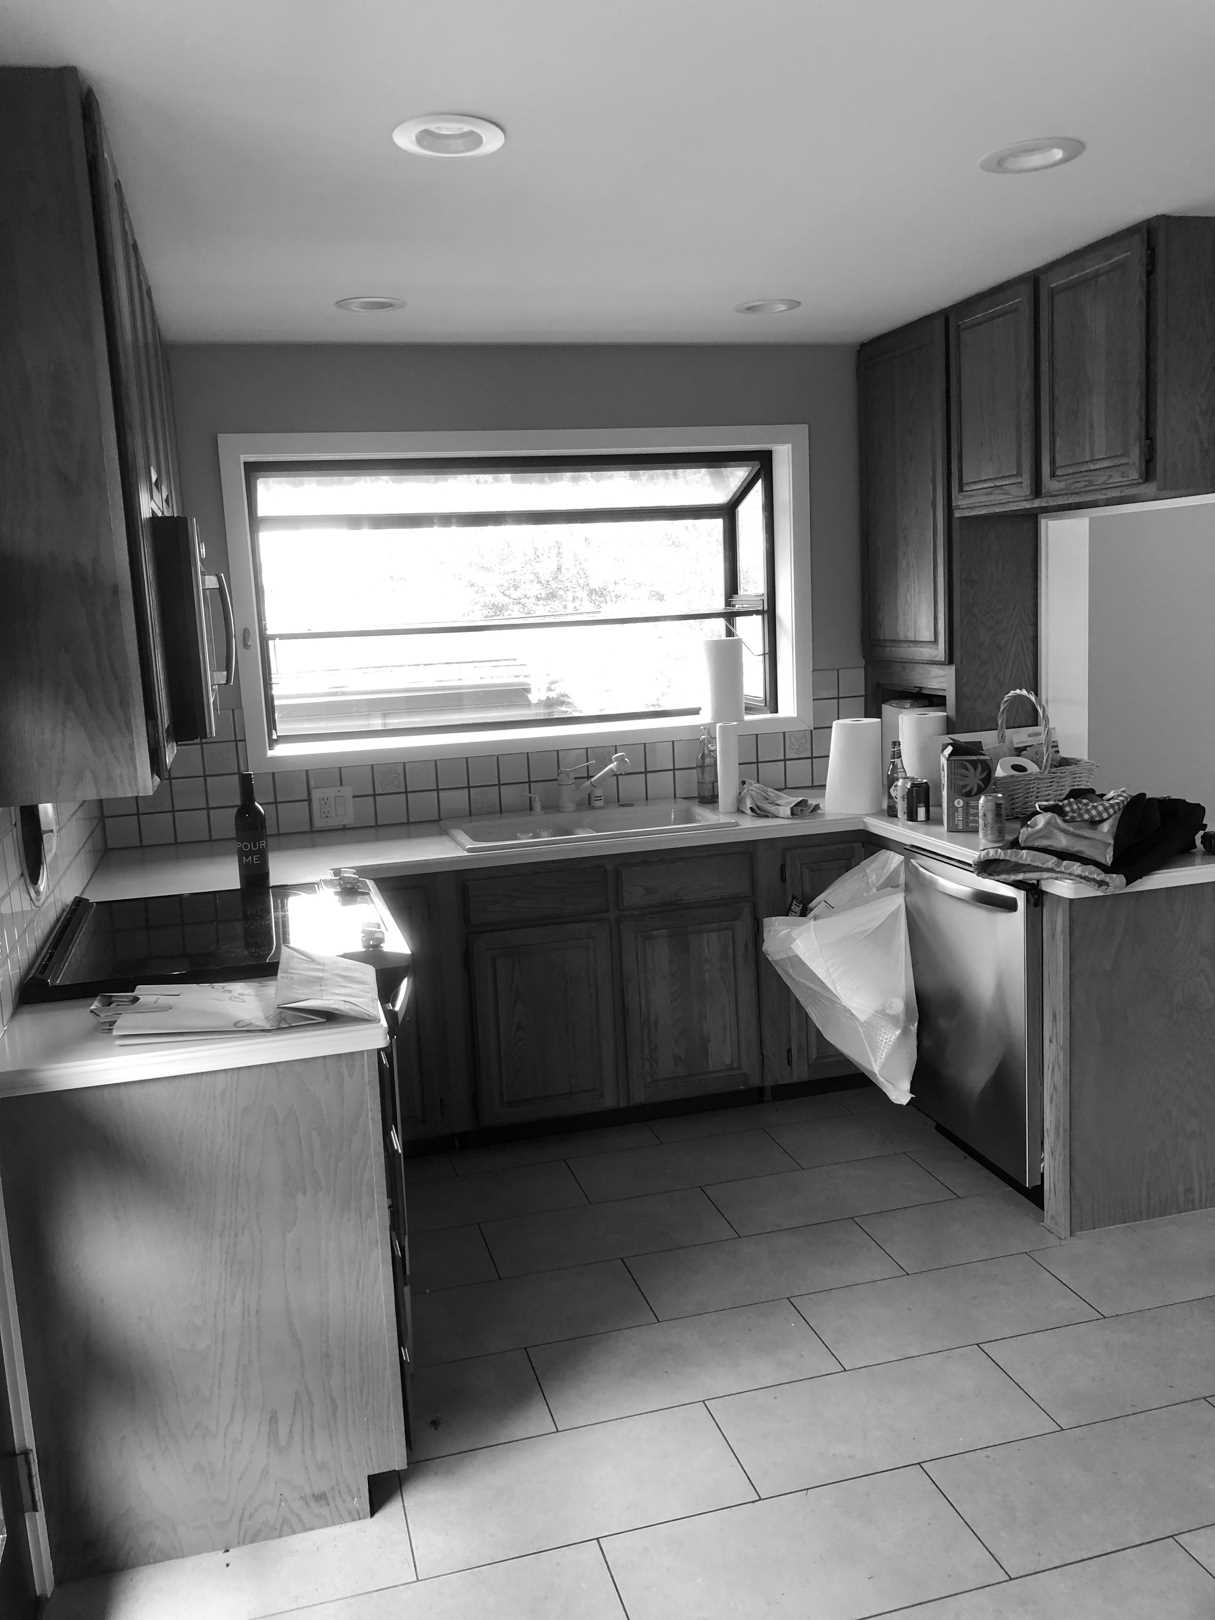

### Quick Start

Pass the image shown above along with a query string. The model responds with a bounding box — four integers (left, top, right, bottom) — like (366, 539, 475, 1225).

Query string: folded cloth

(1032, 787, 1131, 824)
(975, 846, 1127, 890)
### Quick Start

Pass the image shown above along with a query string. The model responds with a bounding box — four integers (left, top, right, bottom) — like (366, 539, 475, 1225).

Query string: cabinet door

(619, 902, 760, 1105)
(859, 315, 949, 663)
(950, 277, 1036, 509)
(1039, 227, 1149, 495)
(470, 920, 618, 1126)
(758, 841, 867, 1088)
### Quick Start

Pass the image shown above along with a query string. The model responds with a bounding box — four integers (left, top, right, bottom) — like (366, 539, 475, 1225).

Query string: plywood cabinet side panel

(950, 512, 1039, 731)
(0, 1053, 402, 1581)
(1152, 215, 1215, 495)
(0, 68, 151, 803)
(1062, 885, 1215, 1234)
(1041, 897, 1071, 1239)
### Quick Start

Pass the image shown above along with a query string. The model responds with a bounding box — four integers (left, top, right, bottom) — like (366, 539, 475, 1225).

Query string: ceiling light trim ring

(392, 113, 507, 159)
(979, 137, 1086, 174)
(335, 296, 407, 314)
(734, 298, 803, 316)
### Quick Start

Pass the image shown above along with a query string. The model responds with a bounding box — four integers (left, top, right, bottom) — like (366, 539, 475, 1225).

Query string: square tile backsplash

(99, 669, 865, 852)
(0, 801, 106, 1034)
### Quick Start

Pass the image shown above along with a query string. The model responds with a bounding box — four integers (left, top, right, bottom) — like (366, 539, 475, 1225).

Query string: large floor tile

(603, 1465, 1004, 1620)
(982, 1294, 1215, 1425)
(710, 1345, 1054, 1495)
(567, 1131, 799, 1202)
(927, 1399, 1215, 1576)
(448, 1122, 661, 1176)
(767, 1109, 939, 1170)
(905, 1141, 1012, 1198)
(627, 1218, 902, 1320)
(482, 1187, 735, 1277)
(1032, 1208, 1215, 1314)
(43, 1480, 414, 1620)
(411, 1224, 498, 1291)
(877, 1539, 1215, 1619)
(403, 1404, 754, 1579)
(648, 1091, 859, 1142)
(795, 1253, 1097, 1368)
(256, 1544, 626, 1620)
(705, 1153, 954, 1235)
(857, 1191, 1059, 1271)
(413, 1259, 654, 1364)
(408, 1160, 587, 1232)
(409, 1350, 554, 1459)
(530, 1299, 838, 1427)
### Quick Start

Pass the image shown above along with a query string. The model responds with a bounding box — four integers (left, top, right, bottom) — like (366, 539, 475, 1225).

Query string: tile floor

(45, 1085, 1215, 1619)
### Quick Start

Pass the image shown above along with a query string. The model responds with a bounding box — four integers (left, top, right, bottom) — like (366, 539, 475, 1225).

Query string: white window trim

(217, 425, 813, 770)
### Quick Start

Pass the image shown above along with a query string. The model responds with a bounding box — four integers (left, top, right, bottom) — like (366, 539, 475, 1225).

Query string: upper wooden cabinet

(950, 277, 1036, 509)
(1039, 227, 1149, 496)
(859, 316, 949, 665)
(0, 68, 184, 804)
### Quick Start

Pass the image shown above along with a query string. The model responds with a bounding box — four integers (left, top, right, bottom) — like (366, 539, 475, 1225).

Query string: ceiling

(6, 0, 1215, 344)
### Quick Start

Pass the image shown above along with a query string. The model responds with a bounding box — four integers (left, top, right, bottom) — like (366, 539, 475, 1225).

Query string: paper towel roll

(899, 709, 949, 805)
(702, 638, 744, 723)
(824, 718, 883, 815)
(994, 755, 1039, 777)
(716, 721, 740, 814)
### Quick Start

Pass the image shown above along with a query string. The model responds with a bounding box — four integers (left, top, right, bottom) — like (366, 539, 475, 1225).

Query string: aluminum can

(905, 779, 930, 822)
(978, 791, 1007, 846)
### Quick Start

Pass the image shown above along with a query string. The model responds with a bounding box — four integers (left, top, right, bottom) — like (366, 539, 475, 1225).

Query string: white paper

(274, 944, 381, 1022)
(111, 981, 324, 1042)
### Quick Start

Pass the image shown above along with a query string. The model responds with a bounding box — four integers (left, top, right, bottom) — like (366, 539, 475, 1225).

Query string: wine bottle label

(237, 838, 269, 873)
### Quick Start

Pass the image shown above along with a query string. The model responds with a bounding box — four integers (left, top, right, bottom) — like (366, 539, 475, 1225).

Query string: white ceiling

(6, 0, 1215, 344)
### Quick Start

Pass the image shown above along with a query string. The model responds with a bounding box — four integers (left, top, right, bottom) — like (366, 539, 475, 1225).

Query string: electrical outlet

(311, 786, 354, 829)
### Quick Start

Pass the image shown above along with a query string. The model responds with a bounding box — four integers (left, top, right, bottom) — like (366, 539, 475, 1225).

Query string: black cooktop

(22, 877, 411, 1003)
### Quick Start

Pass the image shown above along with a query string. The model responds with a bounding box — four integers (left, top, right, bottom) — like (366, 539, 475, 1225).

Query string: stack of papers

(93, 946, 382, 1044)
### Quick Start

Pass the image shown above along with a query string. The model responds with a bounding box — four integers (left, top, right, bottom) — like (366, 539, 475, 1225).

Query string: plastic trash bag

(762, 849, 917, 1104)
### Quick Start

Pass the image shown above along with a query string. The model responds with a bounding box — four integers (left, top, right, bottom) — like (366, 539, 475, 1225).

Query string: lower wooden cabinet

(470, 919, 618, 1125)
(619, 901, 760, 1106)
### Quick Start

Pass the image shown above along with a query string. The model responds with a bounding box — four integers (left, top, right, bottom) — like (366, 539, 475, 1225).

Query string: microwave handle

(203, 571, 236, 686)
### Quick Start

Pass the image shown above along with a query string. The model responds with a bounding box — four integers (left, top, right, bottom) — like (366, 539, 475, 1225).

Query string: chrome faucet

(555, 752, 630, 812)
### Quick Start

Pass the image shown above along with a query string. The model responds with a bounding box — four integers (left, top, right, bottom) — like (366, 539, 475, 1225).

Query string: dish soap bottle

(234, 771, 270, 895)
(696, 728, 718, 805)
(885, 740, 910, 819)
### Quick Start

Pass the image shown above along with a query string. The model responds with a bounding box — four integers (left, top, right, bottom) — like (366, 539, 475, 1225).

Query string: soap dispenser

(696, 728, 718, 805)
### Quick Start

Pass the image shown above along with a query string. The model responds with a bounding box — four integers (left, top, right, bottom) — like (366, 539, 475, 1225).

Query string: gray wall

(167, 342, 862, 670)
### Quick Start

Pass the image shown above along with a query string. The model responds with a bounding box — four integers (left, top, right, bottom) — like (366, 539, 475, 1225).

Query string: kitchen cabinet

(471, 919, 619, 1124)
(858, 314, 949, 665)
(949, 276, 1036, 509)
(756, 839, 868, 1091)
(1039, 226, 1149, 497)
(0, 1051, 406, 1581)
(0, 68, 186, 804)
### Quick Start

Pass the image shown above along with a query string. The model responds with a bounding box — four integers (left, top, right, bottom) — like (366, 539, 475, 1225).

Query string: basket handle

(995, 688, 1055, 769)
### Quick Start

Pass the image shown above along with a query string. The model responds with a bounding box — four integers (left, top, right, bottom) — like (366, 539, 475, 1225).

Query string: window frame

(218, 425, 813, 770)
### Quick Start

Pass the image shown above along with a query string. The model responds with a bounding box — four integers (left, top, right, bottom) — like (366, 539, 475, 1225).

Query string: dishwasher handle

(909, 857, 1020, 912)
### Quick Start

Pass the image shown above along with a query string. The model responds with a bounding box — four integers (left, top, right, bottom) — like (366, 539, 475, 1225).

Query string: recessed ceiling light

(392, 113, 506, 158)
(734, 298, 802, 316)
(979, 137, 1086, 175)
(335, 296, 407, 313)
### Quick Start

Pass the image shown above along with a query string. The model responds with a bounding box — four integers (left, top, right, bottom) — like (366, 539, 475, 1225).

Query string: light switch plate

(311, 786, 354, 828)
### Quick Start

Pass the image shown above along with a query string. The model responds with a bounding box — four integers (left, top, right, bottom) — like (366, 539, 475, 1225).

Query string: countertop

(4, 793, 1212, 1096)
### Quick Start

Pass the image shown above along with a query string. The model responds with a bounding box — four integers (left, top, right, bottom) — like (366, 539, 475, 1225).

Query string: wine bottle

(234, 771, 270, 894)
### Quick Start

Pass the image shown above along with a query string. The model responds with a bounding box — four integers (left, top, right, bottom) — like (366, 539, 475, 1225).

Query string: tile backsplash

(0, 801, 106, 1033)
(100, 667, 866, 850)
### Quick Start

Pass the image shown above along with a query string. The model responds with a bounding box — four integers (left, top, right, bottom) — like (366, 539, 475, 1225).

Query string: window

(219, 427, 812, 769)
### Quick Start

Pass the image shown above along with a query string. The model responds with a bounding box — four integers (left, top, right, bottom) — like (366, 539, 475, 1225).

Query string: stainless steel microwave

(149, 513, 235, 744)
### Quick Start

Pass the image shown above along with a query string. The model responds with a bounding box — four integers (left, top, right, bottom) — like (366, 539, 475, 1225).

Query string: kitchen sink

(444, 800, 738, 853)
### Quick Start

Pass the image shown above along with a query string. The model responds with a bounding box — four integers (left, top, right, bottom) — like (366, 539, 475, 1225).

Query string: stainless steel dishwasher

(904, 850, 1042, 1187)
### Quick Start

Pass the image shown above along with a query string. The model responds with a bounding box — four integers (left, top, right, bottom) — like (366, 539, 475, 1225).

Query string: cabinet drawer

(617, 850, 753, 910)
(464, 863, 609, 928)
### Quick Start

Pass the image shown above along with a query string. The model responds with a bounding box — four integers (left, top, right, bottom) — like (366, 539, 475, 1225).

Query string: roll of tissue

(898, 710, 948, 804)
(824, 718, 883, 815)
(702, 637, 744, 723)
(994, 755, 1040, 777)
(716, 721, 740, 814)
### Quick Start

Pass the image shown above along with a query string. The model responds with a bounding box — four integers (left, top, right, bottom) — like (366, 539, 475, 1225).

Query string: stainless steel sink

(444, 800, 738, 854)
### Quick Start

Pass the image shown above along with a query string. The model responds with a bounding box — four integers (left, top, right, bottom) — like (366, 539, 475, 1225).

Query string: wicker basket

(993, 689, 1097, 818)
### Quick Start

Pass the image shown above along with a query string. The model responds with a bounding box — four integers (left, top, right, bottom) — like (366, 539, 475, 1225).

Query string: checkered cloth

(1032, 788, 1130, 824)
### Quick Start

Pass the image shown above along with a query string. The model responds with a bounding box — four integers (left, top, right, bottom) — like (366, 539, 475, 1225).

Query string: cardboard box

(938, 725, 1042, 831)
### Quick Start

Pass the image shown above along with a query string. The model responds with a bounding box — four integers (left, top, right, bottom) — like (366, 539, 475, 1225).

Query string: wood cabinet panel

(616, 850, 752, 910)
(859, 314, 949, 664)
(471, 919, 618, 1125)
(464, 864, 610, 929)
(0, 1054, 404, 1581)
(950, 512, 1039, 731)
(950, 277, 1036, 509)
(620, 902, 760, 1104)
(1039, 227, 1148, 495)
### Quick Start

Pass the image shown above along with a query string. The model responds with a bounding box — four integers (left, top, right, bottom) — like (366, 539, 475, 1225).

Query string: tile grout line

(594, 1536, 634, 1620)
(915, 1461, 1013, 1584)
(702, 1399, 763, 1503)
(971, 1340, 1062, 1431)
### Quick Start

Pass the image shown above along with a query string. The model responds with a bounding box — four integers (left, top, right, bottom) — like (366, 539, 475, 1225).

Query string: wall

(0, 803, 105, 1034)
(102, 342, 865, 848)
